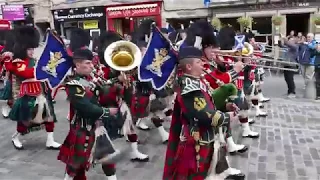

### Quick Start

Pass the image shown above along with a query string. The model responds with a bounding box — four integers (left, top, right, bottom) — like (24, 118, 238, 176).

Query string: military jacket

(178, 74, 230, 143)
(66, 74, 110, 127)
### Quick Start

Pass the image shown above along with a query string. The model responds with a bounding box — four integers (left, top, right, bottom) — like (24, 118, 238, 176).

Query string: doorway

(286, 13, 310, 36)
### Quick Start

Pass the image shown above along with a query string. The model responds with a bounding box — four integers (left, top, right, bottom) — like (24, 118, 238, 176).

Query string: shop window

(135, 16, 157, 29)
(220, 18, 240, 31)
(166, 18, 202, 30)
(252, 17, 272, 35)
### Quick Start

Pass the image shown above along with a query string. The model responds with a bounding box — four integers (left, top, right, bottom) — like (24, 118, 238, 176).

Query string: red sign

(107, 6, 160, 18)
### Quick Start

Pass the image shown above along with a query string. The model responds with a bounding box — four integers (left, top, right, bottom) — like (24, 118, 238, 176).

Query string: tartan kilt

(130, 95, 149, 119)
(57, 123, 95, 169)
(169, 140, 214, 180)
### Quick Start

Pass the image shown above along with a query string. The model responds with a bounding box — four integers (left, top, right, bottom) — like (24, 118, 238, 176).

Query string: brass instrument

(214, 43, 299, 72)
(103, 40, 142, 87)
(104, 40, 142, 72)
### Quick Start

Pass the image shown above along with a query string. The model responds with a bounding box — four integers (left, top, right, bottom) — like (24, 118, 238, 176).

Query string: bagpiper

(9, 26, 61, 150)
(0, 30, 15, 118)
(163, 46, 245, 180)
(57, 47, 119, 180)
(186, 20, 248, 155)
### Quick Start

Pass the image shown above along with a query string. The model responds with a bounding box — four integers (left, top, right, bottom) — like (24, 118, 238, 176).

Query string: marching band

(0, 19, 274, 180)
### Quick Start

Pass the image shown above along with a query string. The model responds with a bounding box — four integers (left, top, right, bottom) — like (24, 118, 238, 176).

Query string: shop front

(106, 2, 162, 36)
(1, 4, 34, 27)
(52, 6, 106, 39)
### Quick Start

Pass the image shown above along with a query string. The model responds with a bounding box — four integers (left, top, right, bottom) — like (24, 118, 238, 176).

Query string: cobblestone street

(0, 75, 319, 180)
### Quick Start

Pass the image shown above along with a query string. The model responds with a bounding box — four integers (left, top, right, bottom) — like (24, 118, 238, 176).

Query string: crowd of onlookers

(278, 30, 320, 100)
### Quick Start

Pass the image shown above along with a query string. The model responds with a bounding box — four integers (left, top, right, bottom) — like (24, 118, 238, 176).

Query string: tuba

(104, 40, 142, 72)
(93, 40, 143, 164)
(104, 40, 142, 87)
(104, 40, 141, 134)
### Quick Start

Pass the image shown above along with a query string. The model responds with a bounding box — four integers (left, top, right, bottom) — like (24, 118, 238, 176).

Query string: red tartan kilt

(130, 95, 149, 119)
(57, 124, 95, 168)
(236, 79, 244, 89)
(172, 141, 214, 179)
(249, 72, 255, 81)
(99, 87, 118, 106)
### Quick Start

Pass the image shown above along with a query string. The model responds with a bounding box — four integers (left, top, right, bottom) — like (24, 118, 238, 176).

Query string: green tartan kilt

(9, 93, 57, 123)
(0, 80, 12, 100)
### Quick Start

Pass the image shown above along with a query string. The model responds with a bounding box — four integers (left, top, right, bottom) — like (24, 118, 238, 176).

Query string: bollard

(304, 79, 316, 99)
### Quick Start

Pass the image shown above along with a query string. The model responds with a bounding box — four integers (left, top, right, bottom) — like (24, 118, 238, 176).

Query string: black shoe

(229, 145, 249, 155)
(225, 173, 245, 180)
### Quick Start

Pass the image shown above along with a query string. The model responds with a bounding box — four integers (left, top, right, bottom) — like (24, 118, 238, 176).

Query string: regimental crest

(138, 24, 178, 90)
(146, 48, 170, 77)
(42, 51, 66, 77)
(35, 30, 73, 89)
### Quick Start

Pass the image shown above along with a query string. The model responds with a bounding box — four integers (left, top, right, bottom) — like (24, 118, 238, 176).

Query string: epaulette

(180, 76, 201, 95)
(66, 79, 85, 89)
(12, 58, 24, 63)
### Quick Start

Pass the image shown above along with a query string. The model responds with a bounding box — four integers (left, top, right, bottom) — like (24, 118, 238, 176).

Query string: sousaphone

(104, 40, 142, 72)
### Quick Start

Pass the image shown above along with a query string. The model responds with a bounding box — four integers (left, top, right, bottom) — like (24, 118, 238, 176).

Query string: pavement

(0, 74, 319, 180)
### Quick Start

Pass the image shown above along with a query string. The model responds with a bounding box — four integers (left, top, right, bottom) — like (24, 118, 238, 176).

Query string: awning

(106, 4, 158, 11)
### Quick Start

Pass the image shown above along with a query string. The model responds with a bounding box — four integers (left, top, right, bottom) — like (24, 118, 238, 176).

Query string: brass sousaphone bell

(104, 40, 142, 72)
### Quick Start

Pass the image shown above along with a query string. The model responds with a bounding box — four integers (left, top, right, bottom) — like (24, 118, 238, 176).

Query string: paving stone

(0, 75, 319, 179)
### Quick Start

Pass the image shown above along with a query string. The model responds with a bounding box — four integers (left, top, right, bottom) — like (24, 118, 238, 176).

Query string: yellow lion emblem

(146, 48, 170, 77)
(42, 51, 66, 77)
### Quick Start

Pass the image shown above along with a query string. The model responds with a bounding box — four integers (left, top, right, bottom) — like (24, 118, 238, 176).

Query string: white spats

(157, 126, 169, 143)
(242, 122, 259, 138)
(63, 173, 73, 180)
(1, 104, 10, 118)
(130, 142, 149, 162)
(46, 132, 61, 150)
(226, 137, 248, 154)
(258, 92, 270, 102)
(248, 118, 255, 124)
(107, 175, 117, 180)
(12, 132, 23, 150)
(135, 118, 150, 130)
(254, 105, 267, 117)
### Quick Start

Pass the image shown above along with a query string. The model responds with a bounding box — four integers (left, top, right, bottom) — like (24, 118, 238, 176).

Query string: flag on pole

(35, 30, 73, 89)
(138, 24, 178, 90)
(234, 35, 245, 50)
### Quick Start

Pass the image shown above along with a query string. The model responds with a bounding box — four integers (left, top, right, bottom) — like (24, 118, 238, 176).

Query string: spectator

(314, 44, 320, 100)
(287, 30, 295, 39)
(297, 32, 306, 43)
(298, 33, 316, 87)
(281, 36, 299, 98)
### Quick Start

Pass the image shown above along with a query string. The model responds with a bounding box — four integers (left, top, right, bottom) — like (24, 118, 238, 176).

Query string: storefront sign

(107, 6, 160, 18)
(83, 20, 98, 29)
(53, 7, 105, 22)
(2, 5, 25, 21)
